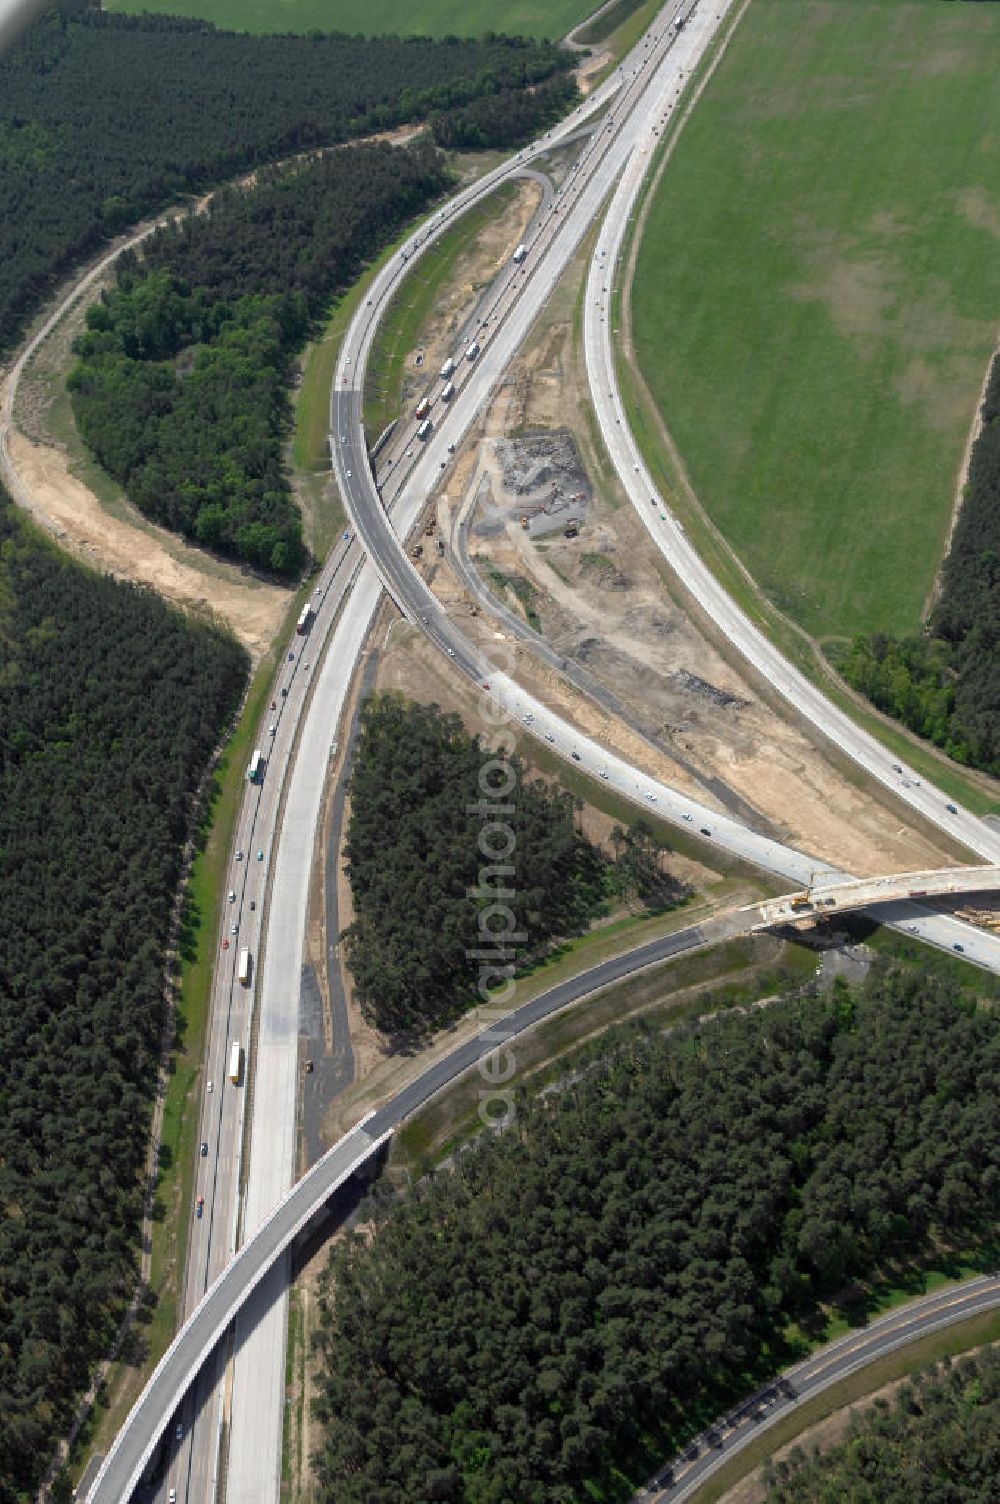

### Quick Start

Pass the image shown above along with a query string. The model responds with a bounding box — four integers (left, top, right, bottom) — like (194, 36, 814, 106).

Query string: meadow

(630, 0, 1000, 642)
(104, 0, 599, 41)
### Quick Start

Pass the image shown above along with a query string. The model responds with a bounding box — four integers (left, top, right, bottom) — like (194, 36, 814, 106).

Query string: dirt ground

(397, 176, 542, 423)
(3, 222, 289, 655)
(428, 287, 961, 880)
(0, 129, 423, 660)
(6, 433, 285, 656)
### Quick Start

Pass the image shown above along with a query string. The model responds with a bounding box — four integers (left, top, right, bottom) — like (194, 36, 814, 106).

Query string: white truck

(439, 357, 456, 379)
(417, 418, 432, 440)
(228, 1042, 244, 1085)
(465, 341, 480, 362)
(237, 948, 252, 987)
(441, 381, 455, 401)
(247, 749, 264, 784)
(512, 243, 527, 263)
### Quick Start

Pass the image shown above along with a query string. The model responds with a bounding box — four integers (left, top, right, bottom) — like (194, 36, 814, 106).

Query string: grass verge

(67, 624, 291, 1480)
(390, 932, 816, 1170)
(687, 1307, 1000, 1504)
(362, 181, 519, 438)
(612, 1, 1000, 820)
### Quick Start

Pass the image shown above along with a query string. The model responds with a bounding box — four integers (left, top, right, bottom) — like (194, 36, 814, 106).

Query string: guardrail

(85, 1123, 388, 1503)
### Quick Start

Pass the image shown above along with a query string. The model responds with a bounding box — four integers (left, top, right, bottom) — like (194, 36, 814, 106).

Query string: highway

(79, 861, 1000, 1504)
(328, 0, 1000, 972)
(164, 529, 369, 1504)
(87, 1122, 389, 1504)
(166, 13, 707, 1499)
(83, 0, 1000, 1495)
(581, 33, 1000, 870)
(637, 1274, 1000, 1502)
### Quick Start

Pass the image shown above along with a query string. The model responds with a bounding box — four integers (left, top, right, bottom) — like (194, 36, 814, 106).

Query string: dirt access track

(0, 196, 292, 656)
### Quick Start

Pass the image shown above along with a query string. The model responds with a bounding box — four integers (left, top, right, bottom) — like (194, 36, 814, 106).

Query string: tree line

(312, 957, 1000, 1501)
(68, 141, 449, 574)
(430, 73, 580, 151)
(764, 1346, 1000, 1502)
(0, 0, 574, 357)
(341, 693, 684, 1035)
(0, 494, 248, 1503)
(836, 349, 1000, 773)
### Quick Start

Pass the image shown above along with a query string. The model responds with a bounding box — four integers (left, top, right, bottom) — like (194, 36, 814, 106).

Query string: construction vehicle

(789, 895, 812, 911)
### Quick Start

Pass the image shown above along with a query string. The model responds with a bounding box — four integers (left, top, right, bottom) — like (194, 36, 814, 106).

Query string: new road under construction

(83, 1, 1000, 1500)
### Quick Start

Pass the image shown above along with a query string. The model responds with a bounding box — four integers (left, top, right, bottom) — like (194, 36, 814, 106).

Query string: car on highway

(169, 1492, 176, 1504)
(222, 939, 229, 951)
(287, 651, 294, 661)
(175, 1421, 183, 1440)
(207, 1080, 213, 1094)
(700, 827, 711, 836)
(572, 751, 581, 761)
(231, 921, 239, 935)
(446, 647, 455, 657)
(249, 898, 256, 910)
(600, 769, 609, 779)
(954, 943, 965, 952)
(545, 733, 555, 743)
(200, 1141, 208, 1156)
(682, 812, 692, 822)
(235, 849, 243, 861)
(228, 890, 236, 903)
(346, 469, 352, 478)
(196, 1197, 204, 1219)
(269, 724, 276, 736)
(946, 802, 957, 813)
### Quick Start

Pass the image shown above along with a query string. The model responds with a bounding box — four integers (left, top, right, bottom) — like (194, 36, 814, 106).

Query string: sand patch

(6, 430, 286, 656)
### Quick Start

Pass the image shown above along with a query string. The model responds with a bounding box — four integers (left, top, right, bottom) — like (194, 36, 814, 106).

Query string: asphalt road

(450, 482, 774, 830)
(329, 0, 1000, 974)
(581, 32, 1000, 872)
(85, 0, 1000, 1495)
(88, 896, 759, 1503)
(638, 1274, 1000, 1502)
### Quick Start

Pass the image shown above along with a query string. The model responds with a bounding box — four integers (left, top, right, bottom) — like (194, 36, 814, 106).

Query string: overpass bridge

(87, 871, 1000, 1502)
(85, 1122, 389, 1503)
(758, 865, 1000, 928)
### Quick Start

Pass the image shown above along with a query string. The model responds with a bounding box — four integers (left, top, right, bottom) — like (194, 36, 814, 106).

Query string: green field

(104, 0, 599, 40)
(630, 0, 1000, 642)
